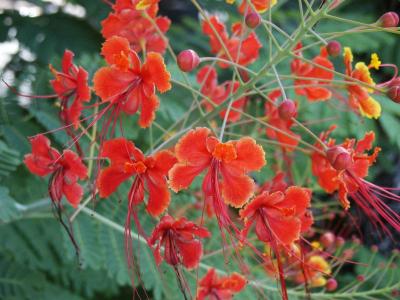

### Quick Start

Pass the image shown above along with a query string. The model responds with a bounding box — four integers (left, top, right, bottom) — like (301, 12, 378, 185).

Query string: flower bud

(177, 49, 200, 72)
(326, 278, 338, 292)
(245, 12, 261, 29)
(326, 40, 342, 57)
(320, 232, 335, 248)
(356, 275, 365, 282)
(278, 99, 297, 120)
(387, 82, 400, 103)
(379, 12, 399, 28)
(326, 146, 352, 171)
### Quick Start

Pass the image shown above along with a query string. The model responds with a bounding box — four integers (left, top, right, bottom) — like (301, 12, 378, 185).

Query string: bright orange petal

(139, 94, 159, 128)
(93, 67, 135, 102)
(146, 177, 170, 216)
(142, 52, 171, 93)
(174, 127, 212, 166)
(220, 164, 255, 207)
(232, 137, 266, 171)
(280, 186, 311, 216)
(169, 164, 206, 192)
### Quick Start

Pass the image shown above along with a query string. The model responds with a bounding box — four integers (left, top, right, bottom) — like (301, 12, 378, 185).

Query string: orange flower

(264, 90, 300, 151)
(24, 135, 87, 208)
(97, 138, 176, 216)
(311, 128, 380, 209)
(202, 16, 262, 68)
(291, 43, 334, 102)
(240, 186, 313, 245)
(97, 138, 176, 272)
(101, 0, 170, 54)
(197, 268, 246, 300)
(50, 50, 90, 129)
(197, 65, 247, 122)
(343, 47, 381, 118)
(93, 36, 171, 127)
(238, 0, 277, 14)
(312, 128, 400, 234)
(148, 215, 210, 269)
(169, 127, 265, 234)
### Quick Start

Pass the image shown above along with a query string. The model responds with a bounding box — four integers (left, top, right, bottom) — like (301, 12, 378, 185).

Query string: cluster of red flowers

(20, 0, 400, 299)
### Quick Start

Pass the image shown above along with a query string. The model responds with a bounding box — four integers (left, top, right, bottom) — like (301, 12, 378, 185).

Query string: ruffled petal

(62, 182, 83, 208)
(97, 166, 133, 198)
(138, 94, 159, 128)
(279, 186, 311, 216)
(146, 174, 170, 216)
(141, 52, 171, 93)
(176, 239, 203, 269)
(220, 164, 255, 207)
(61, 150, 88, 179)
(100, 138, 142, 164)
(93, 67, 136, 102)
(152, 150, 177, 175)
(267, 214, 301, 245)
(174, 127, 212, 166)
(169, 164, 206, 192)
(231, 137, 266, 171)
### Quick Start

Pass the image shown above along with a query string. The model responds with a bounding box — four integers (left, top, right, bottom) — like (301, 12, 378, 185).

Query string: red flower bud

(177, 49, 200, 72)
(278, 99, 297, 120)
(379, 12, 399, 28)
(239, 69, 250, 82)
(320, 232, 335, 248)
(245, 12, 261, 29)
(356, 275, 365, 282)
(326, 40, 342, 57)
(326, 278, 338, 292)
(326, 146, 352, 171)
(387, 79, 400, 103)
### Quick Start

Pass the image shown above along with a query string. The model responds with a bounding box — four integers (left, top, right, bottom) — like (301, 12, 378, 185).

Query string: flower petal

(63, 182, 84, 208)
(220, 164, 255, 207)
(141, 52, 171, 93)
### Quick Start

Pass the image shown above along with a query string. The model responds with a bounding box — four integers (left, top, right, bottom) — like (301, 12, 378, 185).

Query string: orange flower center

(124, 161, 147, 174)
(212, 143, 237, 162)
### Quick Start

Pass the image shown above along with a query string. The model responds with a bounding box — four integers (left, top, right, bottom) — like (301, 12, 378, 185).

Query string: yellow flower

(226, 0, 236, 4)
(369, 53, 381, 70)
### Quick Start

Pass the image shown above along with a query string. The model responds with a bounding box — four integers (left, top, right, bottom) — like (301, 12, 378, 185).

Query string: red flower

(197, 268, 246, 300)
(97, 137, 176, 217)
(148, 215, 210, 269)
(93, 36, 171, 127)
(101, 0, 170, 54)
(264, 90, 300, 151)
(197, 65, 247, 122)
(24, 135, 87, 208)
(240, 186, 313, 245)
(311, 128, 400, 233)
(291, 43, 334, 102)
(202, 16, 262, 68)
(169, 127, 265, 236)
(50, 50, 91, 129)
(97, 137, 176, 273)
